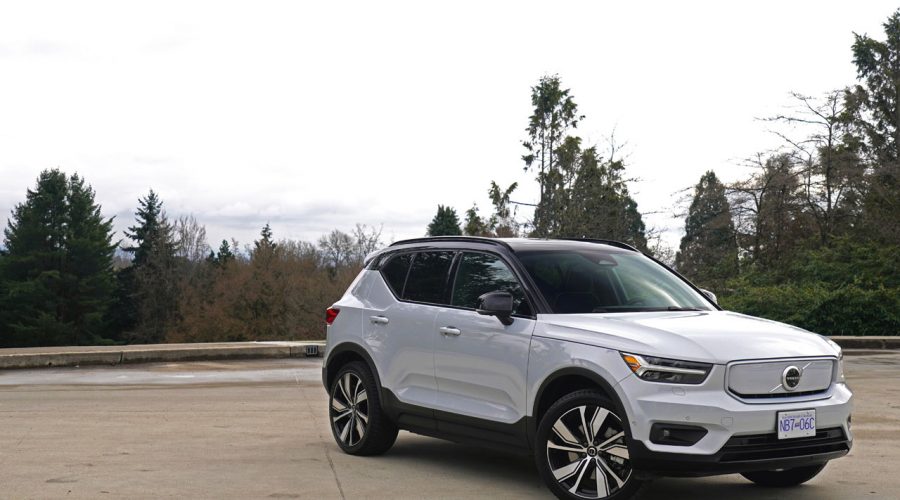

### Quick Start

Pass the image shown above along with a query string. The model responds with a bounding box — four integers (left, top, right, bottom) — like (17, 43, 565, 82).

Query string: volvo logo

(782, 366, 802, 391)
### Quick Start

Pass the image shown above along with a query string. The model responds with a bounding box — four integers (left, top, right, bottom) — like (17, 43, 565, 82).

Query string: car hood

(534, 310, 838, 364)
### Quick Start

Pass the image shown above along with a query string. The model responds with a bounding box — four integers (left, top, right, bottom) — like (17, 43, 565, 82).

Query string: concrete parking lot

(1, 352, 898, 499)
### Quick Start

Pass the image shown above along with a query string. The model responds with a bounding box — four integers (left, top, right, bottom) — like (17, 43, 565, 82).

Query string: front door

(433, 251, 535, 425)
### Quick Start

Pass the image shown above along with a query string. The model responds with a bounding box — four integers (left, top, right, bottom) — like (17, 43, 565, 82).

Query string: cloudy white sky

(1, 1, 896, 251)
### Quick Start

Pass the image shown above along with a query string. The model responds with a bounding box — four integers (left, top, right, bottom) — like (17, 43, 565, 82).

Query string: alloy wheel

(546, 404, 632, 499)
(330, 371, 369, 447)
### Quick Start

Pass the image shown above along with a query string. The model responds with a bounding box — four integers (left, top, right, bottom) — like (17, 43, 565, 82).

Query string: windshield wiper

(666, 306, 705, 311)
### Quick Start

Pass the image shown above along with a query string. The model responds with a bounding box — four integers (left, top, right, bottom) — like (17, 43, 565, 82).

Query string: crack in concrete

(298, 376, 345, 500)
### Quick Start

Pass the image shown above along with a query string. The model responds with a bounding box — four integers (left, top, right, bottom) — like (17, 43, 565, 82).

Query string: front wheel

(535, 390, 643, 500)
(741, 463, 827, 487)
(329, 361, 398, 456)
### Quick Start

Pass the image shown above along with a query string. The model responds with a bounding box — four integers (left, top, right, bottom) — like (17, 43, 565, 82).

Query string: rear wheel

(741, 463, 827, 487)
(536, 390, 643, 500)
(329, 361, 398, 456)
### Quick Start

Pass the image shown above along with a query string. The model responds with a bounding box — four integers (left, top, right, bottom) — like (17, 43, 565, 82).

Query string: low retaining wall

(0, 341, 325, 370)
(0, 337, 895, 370)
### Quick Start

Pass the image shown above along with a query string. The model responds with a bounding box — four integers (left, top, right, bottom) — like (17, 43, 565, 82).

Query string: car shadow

(377, 434, 839, 500)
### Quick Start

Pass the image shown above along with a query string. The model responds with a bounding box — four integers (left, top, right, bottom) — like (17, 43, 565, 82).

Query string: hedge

(719, 284, 900, 336)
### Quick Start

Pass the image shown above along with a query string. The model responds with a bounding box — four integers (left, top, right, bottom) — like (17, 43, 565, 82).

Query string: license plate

(777, 409, 816, 439)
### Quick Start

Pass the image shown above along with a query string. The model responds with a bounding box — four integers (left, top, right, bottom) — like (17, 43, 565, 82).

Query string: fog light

(650, 423, 708, 446)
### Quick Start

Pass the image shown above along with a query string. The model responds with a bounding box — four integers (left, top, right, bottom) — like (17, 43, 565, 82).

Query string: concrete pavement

(0, 354, 898, 499)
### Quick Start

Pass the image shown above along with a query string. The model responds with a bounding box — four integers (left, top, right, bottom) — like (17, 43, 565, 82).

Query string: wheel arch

(528, 367, 632, 445)
(324, 342, 382, 392)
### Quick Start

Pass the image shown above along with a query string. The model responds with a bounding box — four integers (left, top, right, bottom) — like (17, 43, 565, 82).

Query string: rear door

(432, 251, 536, 425)
(363, 250, 455, 411)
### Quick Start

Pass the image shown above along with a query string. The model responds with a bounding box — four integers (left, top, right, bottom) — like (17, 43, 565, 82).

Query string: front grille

(727, 358, 834, 398)
(719, 427, 848, 462)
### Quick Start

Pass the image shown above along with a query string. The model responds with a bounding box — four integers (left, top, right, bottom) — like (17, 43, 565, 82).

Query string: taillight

(325, 307, 340, 326)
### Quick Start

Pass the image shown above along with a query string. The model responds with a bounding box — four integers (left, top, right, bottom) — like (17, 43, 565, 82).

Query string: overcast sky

(1, 1, 896, 251)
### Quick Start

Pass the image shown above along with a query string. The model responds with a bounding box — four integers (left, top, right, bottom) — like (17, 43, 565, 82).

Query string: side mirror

(476, 290, 515, 326)
(700, 289, 718, 305)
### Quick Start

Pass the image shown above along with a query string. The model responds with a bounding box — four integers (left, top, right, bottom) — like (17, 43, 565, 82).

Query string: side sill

(380, 388, 531, 455)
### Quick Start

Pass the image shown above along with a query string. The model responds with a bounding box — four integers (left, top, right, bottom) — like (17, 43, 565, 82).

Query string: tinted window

(452, 252, 530, 315)
(403, 251, 454, 304)
(517, 250, 713, 314)
(380, 253, 412, 296)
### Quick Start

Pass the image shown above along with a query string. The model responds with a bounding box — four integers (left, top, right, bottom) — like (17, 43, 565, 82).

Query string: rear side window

(380, 253, 413, 297)
(403, 251, 454, 304)
(452, 252, 530, 315)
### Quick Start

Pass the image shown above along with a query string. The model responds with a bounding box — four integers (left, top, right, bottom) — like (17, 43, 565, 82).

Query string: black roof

(388, 236, 639, 253)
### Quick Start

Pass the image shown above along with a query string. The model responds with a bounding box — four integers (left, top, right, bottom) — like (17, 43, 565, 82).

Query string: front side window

(516, 249, 713, 314)
(403, 251, 454, 304)
(451, 252, 530, 315)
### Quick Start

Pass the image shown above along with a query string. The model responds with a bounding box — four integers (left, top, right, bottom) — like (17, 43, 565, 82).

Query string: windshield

(515, 249, 715, 314)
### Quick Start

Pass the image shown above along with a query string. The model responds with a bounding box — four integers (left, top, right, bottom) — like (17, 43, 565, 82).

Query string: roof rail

(389, 236, 513, 250)
(556, 237, 640, 252)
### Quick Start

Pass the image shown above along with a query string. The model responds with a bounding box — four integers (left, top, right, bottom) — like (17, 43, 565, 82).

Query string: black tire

(741, 463, 827, 487)
(329, 361, 398, 456)
(535, 390, 644, 500)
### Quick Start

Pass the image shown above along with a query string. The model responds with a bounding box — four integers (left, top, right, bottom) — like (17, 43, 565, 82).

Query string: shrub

(721, 283, 900, 336)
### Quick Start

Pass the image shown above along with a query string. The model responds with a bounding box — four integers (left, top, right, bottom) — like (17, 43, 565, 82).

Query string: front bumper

(630, 427, 850, 477)
(615, 365, 853, 476)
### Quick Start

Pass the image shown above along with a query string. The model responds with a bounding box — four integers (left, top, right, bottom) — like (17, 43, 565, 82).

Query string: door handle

(439, 326, 461, 337)
(369, 315, 390, 325)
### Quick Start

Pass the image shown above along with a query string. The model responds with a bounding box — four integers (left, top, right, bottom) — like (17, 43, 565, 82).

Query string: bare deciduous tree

(763, 91, 865, 244)
(174, 214, 210, 263)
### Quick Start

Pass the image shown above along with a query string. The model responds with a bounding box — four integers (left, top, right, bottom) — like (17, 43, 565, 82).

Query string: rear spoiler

(363, 248, 386, 267)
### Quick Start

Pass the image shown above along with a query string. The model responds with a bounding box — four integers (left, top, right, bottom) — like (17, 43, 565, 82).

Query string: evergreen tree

(209, 239, 235, 267)
(487, 182, 520, 237)
(463, 205, 491, 237)
(522, 75, 584, 236)
(245, 224, 283, 339)
(556, 149, 648, 250)
(848, 9, 900, 243)
(675, 171, 738, 290)
(121, 190, 179, 344)
(124, 190, 165, 265)
(254, 223, 277, 255)
(426, 205, 462, 236)
(0, 169, 116, 347)
(63, 174, 118, 342)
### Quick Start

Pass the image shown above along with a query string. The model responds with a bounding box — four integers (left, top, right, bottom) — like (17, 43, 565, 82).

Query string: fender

(528, 367, 633, 446)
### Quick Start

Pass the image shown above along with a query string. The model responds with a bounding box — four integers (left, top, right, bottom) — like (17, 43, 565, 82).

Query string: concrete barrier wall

(0, 341, 325, 370)
(0, 337, 896, 370)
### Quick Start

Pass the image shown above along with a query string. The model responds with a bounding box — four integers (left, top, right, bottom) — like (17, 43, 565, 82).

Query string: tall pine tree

(675, 171, 738, 290)
(0, 169, 116, 347)
(121, 190, 179, 344)
(522, 75, 584, 236)
(848, 10, 900, 243)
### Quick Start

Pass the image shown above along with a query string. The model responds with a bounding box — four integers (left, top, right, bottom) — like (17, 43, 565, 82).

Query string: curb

(0, 341, 326, 370)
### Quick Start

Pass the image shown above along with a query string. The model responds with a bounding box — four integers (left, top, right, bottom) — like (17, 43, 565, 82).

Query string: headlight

(620, 353, 712, 384)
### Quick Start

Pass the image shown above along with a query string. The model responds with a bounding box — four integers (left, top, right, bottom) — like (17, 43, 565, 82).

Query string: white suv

(322, 237, 852, 499)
